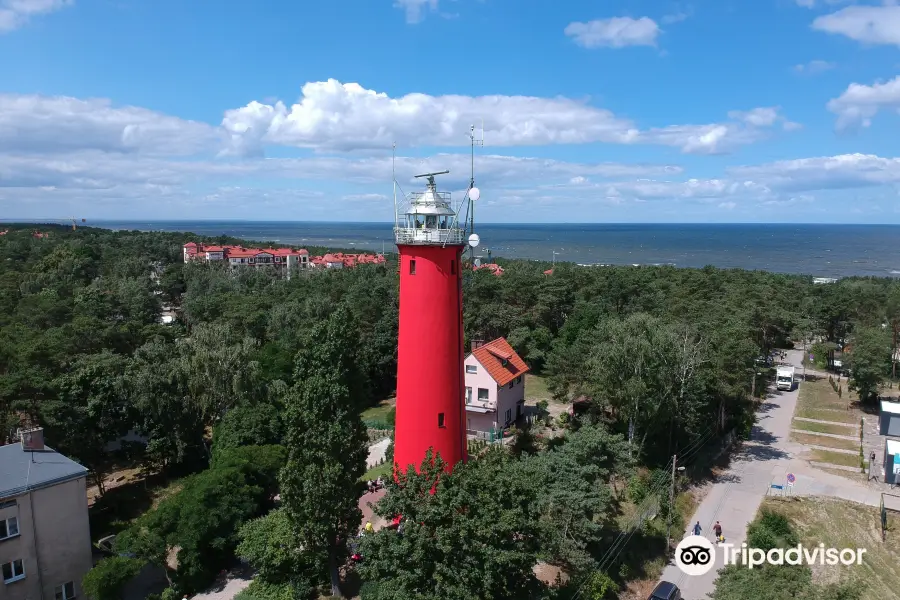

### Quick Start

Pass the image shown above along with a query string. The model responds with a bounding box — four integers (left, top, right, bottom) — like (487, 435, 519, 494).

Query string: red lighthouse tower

(393, 170, 475, 475)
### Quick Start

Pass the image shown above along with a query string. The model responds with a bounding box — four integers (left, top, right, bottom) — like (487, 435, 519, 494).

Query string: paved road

(659, 348, 883, 600)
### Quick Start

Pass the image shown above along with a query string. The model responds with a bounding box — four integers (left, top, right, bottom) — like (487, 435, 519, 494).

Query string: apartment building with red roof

(183, 243, 386, 271)
(464, 337, 530, 436)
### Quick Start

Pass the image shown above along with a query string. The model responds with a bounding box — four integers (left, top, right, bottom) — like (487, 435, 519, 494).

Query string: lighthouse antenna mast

(464, 122, 484, 264)
(392, 142, 398, 230)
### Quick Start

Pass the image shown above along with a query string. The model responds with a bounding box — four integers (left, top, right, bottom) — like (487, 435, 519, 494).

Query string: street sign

(787, 473, 796, 485)
(771, 484, 784, 490)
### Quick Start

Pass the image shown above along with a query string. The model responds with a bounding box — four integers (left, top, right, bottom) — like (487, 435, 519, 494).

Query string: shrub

(82, 556, 143, 600)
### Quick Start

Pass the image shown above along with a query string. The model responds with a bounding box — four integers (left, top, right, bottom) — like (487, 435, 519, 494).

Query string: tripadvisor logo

(674, 535, 866, 576)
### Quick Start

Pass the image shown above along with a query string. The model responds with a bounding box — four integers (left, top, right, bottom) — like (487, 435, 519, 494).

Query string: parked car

(648, 581, 682, 600)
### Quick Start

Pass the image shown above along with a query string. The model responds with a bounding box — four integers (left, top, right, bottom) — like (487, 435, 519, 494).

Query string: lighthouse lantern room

(392, 169, 475, 476)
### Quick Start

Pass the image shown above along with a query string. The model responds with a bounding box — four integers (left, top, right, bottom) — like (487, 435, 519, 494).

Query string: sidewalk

(658, 348, 882, 599)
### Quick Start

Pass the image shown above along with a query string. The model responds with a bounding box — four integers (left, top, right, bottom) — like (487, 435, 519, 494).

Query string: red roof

(183, 242, 309, 259)
(474, 263, 504, 276)
(470, 338, 529, 387)
(544, 268, 553, 275)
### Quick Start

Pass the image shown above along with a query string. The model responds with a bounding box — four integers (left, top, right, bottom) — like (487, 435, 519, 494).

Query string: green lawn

(524, 373, 552, 402)
(797, 379, 851, 412)
(360, 462, 392, 482)
(790, 431, 859, 452)
(794, 407, 858, 424)
(762, 497, 900, 600)
(362, 398, 395, 423)
(809, 449, 865, 469)
(793, 420, 857, 437)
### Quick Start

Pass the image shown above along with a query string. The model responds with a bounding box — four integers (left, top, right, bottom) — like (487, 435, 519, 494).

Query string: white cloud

(0, 94, 220, 155)
(793, 59, 835, 74)
(3, 150, 900, 217)
(826, 76, 900, 130)
(0, 151, 683, 193)
(564, 17, 660, 49)
(393, 0, 438, 24)
(0, 87, 795, 161)
(729, 153, 900, 191)
(812, 5, 900, 47)
(0, 0, 71, 33)
(221, 80, 795, 156)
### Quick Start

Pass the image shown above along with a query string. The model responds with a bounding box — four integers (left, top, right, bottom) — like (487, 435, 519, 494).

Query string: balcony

(394, 227, 466, 245)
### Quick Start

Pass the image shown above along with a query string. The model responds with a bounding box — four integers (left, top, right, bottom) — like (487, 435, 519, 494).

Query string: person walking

(692, 521, 702, 536)
(870, 451, 878, 482)
(364, 521, 374, 534)
(713, 521, 723, 543)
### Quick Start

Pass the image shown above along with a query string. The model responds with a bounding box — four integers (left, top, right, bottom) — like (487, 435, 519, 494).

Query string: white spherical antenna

(474, 258, 482, 267)
(469, 187, 481, 201)
(468, 233, 480, 248)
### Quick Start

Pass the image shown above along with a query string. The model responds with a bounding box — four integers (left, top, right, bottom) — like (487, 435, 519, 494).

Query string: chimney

(20, 427, 45, 451)
(471, 339, 484, 352)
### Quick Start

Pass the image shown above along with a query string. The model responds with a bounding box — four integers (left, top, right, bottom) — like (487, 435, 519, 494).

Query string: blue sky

(0, 0, 898, 223)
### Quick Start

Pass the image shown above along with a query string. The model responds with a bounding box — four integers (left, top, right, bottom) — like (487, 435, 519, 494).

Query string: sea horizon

(7, 220, 900, 279)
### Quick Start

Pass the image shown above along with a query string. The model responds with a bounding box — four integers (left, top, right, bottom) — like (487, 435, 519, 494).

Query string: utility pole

(665, 455, 678, 553)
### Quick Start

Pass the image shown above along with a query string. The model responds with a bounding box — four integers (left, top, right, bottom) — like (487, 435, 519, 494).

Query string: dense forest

(1, 223, 895, 600)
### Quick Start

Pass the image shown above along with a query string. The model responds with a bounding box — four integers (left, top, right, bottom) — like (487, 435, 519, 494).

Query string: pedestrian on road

(693, 521, 702, 536)
(713, 521, 723, 543)
(870, 451, 879, 482)
(365, 521, 374, 534)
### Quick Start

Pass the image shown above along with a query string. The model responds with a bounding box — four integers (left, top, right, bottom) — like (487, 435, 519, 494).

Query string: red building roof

(474, 263, 504, 276)
(470, 337, 529, 387)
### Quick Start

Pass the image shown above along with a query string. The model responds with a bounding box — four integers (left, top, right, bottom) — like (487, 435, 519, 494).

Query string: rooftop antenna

(466, 122, 484, 264)
(392, 142, 398, 230)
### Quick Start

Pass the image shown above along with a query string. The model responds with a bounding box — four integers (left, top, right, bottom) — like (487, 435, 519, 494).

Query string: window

(55, 582, 75, 600)
(2, 559, 24, 583)
(477, 388, 489, 402)
(0, 500, 14, 510)
(516, 375, 522, 384)
(0, 517, 18, 540)
(505, 409, 512, 424)
(465, 387, 472, 403)
(508, 381, 514, 389)
(409, 260, 416, 275)
(437, 413, 445, 428)
(451, 260, 456, 275)
(465, 365, 477, 374)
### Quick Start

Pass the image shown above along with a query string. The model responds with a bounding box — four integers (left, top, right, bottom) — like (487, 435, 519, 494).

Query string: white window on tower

(55, 581, 76, 600)
(0, 516, 19, 540)
(1, 559, 25, 583)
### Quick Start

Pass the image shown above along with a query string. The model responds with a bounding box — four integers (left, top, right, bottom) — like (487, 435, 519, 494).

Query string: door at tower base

(393, 244, 468, 476)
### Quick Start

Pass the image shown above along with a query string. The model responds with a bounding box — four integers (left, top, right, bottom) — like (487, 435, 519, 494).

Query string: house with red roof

(473, 263, 504, 276)
(183, 242, 309, 271)
(464, 337, 530, 436)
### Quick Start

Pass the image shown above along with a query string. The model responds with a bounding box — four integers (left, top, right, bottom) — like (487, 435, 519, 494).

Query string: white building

(464, 338, 529, 436)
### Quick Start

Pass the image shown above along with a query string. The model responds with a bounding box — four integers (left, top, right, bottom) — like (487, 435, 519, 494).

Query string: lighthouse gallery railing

(394, 227, 467, 245)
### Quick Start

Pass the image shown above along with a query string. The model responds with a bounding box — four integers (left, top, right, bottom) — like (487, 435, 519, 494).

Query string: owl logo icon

(675, 535, 716, 576)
